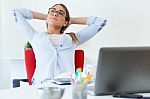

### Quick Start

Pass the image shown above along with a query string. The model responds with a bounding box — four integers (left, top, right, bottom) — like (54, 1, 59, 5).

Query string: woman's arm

(12, 9, 37, 42)
(70, 17, 88, 25)
(32, 11, 47, 20)
(74, 16, 107, 44)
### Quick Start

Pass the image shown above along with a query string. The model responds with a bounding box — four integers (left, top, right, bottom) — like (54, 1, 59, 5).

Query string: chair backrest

(74, 50, 84, 71)
(24, 48, 36, 85)
(24, 49, 84, 85)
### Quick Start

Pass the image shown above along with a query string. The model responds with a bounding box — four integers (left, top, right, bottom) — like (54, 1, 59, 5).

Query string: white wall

(0, 0, 12, 89)
(0, 0, 2, 57)
(1, 0, 150, 89)
(0, 0, 2, 56)
(1, 0, 150, 63)
(0, 0, 3, 89)
(0, 60, 3, 89)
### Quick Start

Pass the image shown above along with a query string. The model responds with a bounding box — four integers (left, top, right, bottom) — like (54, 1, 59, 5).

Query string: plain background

(1, 0, 150, 89)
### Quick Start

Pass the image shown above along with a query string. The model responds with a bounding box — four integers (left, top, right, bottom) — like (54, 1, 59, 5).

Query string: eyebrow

(59, 10, 65, 14)
(51, 8, 65, 14)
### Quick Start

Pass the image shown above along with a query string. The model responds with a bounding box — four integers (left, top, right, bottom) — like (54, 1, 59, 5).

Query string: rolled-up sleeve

(12, 9, 36, 42)
(75, 16, 107, 44)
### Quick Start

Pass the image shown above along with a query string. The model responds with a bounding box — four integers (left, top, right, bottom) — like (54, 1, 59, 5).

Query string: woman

(12, 3, 107, 85)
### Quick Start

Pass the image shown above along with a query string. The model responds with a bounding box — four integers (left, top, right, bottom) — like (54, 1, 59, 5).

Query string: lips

(50, 17, 58, 21)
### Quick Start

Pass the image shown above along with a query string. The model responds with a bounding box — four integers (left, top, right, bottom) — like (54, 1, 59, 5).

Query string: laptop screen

(94, 47, 150, 95)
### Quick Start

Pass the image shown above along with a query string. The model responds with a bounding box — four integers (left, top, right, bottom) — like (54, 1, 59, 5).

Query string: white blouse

(48, 34, 64, 49)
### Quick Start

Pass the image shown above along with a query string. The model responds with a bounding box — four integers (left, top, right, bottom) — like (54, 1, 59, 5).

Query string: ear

(63, 21, 69, 26)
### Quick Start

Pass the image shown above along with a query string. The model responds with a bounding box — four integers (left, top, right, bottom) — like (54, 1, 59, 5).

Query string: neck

(47, 26, 61, 34)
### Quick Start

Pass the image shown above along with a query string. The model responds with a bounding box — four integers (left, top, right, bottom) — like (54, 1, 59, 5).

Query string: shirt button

(60, 45, 62, 47)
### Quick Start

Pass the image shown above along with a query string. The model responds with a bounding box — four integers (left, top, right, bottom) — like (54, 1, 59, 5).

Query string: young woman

(12, 3, 107, 85)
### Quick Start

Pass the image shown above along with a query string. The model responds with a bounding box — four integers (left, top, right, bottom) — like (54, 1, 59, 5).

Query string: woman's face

(46, 5, 68, 29)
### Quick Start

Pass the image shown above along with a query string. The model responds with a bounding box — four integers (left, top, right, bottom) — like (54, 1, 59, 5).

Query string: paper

(52, 78, 71, 85)
(52, 72, 71, 85)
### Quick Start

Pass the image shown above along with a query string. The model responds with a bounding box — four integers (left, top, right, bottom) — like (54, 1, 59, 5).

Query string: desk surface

(0, 85, 112, 99)
(0, 85, 150, 99)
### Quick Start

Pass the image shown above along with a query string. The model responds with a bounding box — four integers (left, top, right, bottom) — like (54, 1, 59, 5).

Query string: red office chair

(25, 49, 84, 85)
(24, 48, 36, 85)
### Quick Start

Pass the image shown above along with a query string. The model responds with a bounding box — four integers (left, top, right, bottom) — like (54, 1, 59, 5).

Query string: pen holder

(72, 83, 87, 99)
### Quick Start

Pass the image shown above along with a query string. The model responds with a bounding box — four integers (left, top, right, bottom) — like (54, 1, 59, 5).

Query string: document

(52, 72, 71, 85)
(52, 78, 71, 85)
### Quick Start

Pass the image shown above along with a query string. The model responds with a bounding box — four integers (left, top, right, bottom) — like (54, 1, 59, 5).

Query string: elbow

(11, 9, 18, 22)
(12, 9, 20, 15)
(101, 19, 107, 27)
(12, 9, 16, 17)
(97, 19, 107, 31)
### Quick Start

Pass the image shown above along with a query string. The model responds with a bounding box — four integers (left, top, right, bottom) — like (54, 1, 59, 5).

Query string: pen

(113, 94, 143, 98)
(69, 73, 74, 84)
(76, 68, 82, 83)
(83, 74, 92, 84)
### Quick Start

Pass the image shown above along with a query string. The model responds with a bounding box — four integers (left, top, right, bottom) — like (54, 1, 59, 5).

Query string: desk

(0, 85, 150, 99)
(1, 85, 150, 99)
(0, 85, 111, 99)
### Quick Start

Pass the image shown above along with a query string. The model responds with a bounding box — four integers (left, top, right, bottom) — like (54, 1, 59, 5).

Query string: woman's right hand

(32, 11, 47, 20)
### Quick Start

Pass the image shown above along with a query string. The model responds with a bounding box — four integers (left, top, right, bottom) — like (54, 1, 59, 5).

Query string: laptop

(94, 47, 150, 95)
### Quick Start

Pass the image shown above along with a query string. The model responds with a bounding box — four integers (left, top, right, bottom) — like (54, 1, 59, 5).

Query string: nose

(53, 11, 58, 17)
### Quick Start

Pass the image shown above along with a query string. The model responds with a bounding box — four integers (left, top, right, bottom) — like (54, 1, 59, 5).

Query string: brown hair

(47, 3, 70, 34)
(66, 32, 79, 44)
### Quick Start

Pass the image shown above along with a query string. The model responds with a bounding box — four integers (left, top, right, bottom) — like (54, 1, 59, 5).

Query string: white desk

(1, 85, 150, 99)
(0, 85, 112, 99)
